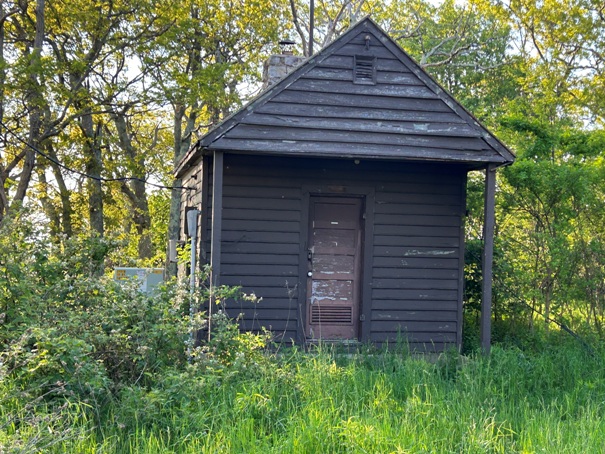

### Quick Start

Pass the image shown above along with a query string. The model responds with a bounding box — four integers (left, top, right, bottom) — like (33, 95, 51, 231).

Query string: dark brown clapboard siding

(372, 310, 458, 322)
(373, 268, 459, 279)
(232, 308, 297, 321)
(213, 154, 465, 350)
(368, 165, 463, 346)
(238, 319, 297, 332)
(223, 185, 301, 199)
(272, 90, 452, 113)
(223, 198, 299, 211)
(376, 203, 461, 215)
(376, 192, 461, 204)
(372, 278, 458, 290)
(334, 43, 400, 59)
(236, 116, 480, 139)
(372, 300, 458, 311)
(370, 332, 457, 343)
(256, 103, 466, 124)
(221, 264, 299, 277)
(372, 289, 458, 301)
(286, 79, 439, 99)
(373, 236, 460, 248)
(370, 330, 456, 352)
(223, 153, 464, 177)
(374, 246, 459, 258)
(221, 253, 298, 266)
(222, 208, 300, 222)
(220, 161, 303, 332)
(223, 219, 299, 233)
(372, 321, 457, 332)
(318, 54, 411, 72)
(220, 276, 300, 289)
(227, 124, 484, 147)
(221, 293, 298, 305)
(373, 256, 459, 269)
(374, 214, 460, 227)
(300, 67, 424, 85)
(178, 164, 205, 275)
(374, 225, 460, 238)
(221, 241, 299, 255)
(222, 231, 299, 243)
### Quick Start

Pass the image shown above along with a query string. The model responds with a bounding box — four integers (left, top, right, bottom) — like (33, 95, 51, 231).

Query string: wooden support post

(200, 155, 210, 263)
(481, 164, 497, 354)
(209, 151, 224, 340)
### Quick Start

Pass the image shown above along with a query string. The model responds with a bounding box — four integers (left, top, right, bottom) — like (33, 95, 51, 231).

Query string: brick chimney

(262, 42, 305, 89)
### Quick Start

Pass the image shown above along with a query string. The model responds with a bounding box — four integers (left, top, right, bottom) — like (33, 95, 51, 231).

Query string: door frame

(298, 184, 375, 344)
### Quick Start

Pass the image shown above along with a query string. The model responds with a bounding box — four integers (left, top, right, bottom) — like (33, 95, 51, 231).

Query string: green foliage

(192, 311, 272, 378)
(493, 116, 605, 332)
(0, 210, 277, 451)
(3, 209, 605, 452)
(3, 0, 605, 450)
(4, 339, 605, 452)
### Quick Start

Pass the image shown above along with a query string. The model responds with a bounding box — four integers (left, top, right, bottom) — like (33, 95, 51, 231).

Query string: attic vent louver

(354, 55, 376, 85)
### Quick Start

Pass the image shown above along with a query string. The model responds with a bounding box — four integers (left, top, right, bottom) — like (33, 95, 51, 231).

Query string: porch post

(481, 164, 497, 354)
(209, 151, 224, 340)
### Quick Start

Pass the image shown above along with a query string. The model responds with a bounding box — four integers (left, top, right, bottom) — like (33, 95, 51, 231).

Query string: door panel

(306, 197, 363, 340)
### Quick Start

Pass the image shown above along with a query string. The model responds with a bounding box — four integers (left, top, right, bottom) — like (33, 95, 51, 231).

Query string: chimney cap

(278, 39, 296, 55)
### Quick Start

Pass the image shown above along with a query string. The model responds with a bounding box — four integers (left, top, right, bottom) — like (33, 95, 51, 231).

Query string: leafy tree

(139, 0, 284, 275)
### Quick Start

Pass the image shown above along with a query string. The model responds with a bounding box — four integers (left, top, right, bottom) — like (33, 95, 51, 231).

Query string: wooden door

(306, 196, 363, 340)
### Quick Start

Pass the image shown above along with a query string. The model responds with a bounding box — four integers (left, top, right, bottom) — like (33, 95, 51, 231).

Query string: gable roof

(176, 17, 514, 177)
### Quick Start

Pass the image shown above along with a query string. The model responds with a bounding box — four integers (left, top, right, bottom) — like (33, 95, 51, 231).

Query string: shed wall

(213, 154, 465, 351)
(179, 162, 205, 275)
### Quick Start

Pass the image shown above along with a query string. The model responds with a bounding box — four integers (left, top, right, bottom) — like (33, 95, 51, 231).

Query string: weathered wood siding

(178, 161, 205, 276)
(206, 27, 505, 165)
(215, 154, 465, 351)
(371, 173, 463, 350)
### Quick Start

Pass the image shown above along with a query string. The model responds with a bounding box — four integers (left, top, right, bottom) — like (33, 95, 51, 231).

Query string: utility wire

(0, 120, 194, 191)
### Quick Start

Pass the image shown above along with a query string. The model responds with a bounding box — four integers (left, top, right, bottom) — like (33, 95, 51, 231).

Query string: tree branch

(289, 0, 308, 56)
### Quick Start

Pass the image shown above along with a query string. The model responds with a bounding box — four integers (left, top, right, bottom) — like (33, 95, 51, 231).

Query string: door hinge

(359, 314, 365, 321)
(362, 212, 366, 220)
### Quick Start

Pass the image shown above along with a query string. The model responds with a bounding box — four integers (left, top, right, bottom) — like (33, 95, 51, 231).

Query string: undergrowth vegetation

(2, 211, 605, 453)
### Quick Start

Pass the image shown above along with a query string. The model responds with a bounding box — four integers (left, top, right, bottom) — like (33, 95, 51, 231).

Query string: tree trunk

(37, 167, 61, 236)
(112, 113, 152, 259)
(11, 0, 45, 208)
(81, 109, 104, 237)
(46, 143, 73, 237)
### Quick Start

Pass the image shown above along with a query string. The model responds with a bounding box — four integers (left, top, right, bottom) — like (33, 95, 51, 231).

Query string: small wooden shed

(175, 18, 514, 352)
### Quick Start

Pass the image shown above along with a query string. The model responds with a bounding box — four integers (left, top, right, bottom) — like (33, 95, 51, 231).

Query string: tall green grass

(3, 340, 604, 453)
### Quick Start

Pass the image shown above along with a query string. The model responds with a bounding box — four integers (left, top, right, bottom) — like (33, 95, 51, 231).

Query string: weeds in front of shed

(5, 338, 605, 452)
(2, 215, 605, 452)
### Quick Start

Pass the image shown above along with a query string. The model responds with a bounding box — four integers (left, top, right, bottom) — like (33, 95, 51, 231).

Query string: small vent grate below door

(310, 305, 353, 325)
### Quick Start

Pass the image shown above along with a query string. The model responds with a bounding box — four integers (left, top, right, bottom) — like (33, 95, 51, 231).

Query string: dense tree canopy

(1, 0, 604, 335)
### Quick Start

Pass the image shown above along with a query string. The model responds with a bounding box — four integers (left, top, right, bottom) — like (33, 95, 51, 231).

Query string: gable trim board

(176, 17, 514, 178)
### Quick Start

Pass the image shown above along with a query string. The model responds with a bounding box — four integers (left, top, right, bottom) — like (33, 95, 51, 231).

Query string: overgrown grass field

(2, 217, 604, 452)
(3, 340, 605, 453)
